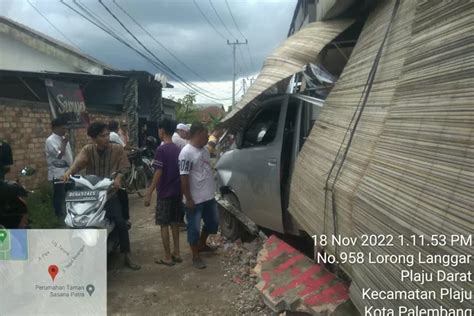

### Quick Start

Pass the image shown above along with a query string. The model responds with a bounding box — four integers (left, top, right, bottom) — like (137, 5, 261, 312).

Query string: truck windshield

(242, 106, 281, 148)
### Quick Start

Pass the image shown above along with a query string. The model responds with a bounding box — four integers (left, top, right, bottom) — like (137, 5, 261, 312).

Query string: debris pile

(220, 235, 272, 315)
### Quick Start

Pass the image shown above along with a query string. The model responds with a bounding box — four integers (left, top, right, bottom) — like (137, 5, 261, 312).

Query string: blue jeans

(185, 199, 219, 245)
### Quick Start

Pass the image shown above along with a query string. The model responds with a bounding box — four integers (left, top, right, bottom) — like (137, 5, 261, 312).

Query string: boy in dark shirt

(144, 118, 182, 266)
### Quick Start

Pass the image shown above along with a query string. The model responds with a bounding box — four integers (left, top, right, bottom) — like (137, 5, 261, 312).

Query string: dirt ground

(107, 195, 248, 315)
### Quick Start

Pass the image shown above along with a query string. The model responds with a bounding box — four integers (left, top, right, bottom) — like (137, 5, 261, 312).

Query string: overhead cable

(113, 0, 229, 92)
(224, 0, 256, 70)
(27, 0, 79, 49)
(209, 0, 236, 39)
(61, 0, 231, 101)
(193, 0, 227, 40)
(99, 0, 232, 101)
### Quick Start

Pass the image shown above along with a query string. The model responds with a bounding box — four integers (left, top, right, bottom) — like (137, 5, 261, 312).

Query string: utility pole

(227, 39, 248, 106)
(247, 76, 255, 86)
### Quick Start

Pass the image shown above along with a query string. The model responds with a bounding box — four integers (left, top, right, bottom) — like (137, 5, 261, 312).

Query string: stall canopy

(221, 19, 354, 128)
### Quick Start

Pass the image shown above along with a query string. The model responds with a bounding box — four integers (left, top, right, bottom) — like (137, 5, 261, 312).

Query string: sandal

(192, 257, 206, 269)
(125, 260, 141, 270)
(198, 245, 218, 253)
(171, 255, 183, 263)
(155, 259, 175, 266)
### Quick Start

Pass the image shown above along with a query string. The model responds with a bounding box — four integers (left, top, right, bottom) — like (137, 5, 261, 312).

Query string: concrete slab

(255, 235, 354, 315)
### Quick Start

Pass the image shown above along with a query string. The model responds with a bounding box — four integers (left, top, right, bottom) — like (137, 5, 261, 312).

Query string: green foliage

(176, 93, 198, 123)
(207, 113, 223, 132)
(27, 183, 60, 228)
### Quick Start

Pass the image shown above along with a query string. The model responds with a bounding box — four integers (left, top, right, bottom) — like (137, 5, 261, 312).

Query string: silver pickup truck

(215, 94, 323, 240)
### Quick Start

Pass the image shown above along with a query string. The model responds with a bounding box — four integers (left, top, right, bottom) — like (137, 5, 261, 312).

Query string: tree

(175, 93, 198, 123)
(207, 113, 223, 132)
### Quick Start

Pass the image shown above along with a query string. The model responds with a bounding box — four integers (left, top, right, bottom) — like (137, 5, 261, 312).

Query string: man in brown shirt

(63, 121, 140, 270)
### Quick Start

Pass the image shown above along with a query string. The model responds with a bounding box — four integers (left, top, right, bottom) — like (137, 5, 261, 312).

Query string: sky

(0, 0, 296, 108)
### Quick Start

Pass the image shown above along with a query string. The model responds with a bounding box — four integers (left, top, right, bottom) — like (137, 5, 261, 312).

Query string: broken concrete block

(254, 235, 356, 315)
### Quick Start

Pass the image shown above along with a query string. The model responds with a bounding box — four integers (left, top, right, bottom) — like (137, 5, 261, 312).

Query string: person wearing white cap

(172, 123, 190, 228)
(172, 123, 189, 150)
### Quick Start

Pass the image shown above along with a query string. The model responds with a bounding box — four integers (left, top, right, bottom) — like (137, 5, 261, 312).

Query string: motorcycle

(63, 175, 119, 254)
(140, 136, 158, 180)
(0, 166, 35, 229)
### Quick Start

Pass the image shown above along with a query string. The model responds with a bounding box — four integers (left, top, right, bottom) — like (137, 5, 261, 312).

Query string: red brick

(1, 101, 122, 188)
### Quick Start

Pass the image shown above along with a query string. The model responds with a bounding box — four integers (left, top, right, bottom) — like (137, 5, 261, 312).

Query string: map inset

(0, 229, 107, 316)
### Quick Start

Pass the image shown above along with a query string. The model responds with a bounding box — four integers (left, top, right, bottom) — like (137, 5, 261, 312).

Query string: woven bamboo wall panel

(222, 20, 353, 125)
(289, 0, 473, 312)
(289, 0, 415, 254)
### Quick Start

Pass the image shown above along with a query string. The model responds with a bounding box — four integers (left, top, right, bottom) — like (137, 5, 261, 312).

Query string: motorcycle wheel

(134, 167, 149, 197)
(123, 170, 134, 194)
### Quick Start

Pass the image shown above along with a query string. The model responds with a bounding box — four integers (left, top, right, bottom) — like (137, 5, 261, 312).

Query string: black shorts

(155, 196, 181, 226)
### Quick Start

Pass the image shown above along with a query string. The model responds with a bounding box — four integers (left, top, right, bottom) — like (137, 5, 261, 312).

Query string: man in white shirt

(172, 123, 189, 150)
(119, 120, 130, 147)
(45, 118, 73, 218)
(172, 123, 190, 226)
(108, 120, 125, 146)
(179, 122, 218, 269)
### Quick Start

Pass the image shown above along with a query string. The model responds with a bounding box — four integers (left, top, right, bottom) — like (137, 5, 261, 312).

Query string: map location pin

(86, 284, 95, 296)
(48, 265, 59, 281)
(0, 230, 7, 243)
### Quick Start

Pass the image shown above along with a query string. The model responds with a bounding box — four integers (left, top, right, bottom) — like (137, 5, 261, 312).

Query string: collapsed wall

(289, 0, 473, 312)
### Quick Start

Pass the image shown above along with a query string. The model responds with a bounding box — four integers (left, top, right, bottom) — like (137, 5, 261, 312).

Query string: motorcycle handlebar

(53, 179, 73, 185)
(55, 175, 126, 192)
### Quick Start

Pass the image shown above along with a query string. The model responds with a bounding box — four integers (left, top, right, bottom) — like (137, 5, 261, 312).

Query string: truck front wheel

(219, 194, 254, 242)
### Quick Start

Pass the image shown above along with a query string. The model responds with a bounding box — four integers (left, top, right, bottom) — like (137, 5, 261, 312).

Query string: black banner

(45, 79, 90, 128)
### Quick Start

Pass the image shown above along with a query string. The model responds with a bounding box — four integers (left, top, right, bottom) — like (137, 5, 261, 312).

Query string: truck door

(230, 95, 289, 233)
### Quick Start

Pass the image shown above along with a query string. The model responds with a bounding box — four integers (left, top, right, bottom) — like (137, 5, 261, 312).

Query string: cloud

(1, 0, 296, 105)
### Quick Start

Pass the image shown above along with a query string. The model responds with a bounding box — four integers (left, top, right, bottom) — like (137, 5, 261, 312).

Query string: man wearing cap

(172, 123, 189, 227)
(119, 120, 130, 147)
(172, 123, 189, 150)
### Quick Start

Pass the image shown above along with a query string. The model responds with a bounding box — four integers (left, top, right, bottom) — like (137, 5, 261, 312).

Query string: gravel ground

(218, 235, 273, 315)
(107, 195, 272, 315)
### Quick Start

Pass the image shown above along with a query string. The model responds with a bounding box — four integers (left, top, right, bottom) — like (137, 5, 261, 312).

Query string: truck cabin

(217, 14, 369, 236)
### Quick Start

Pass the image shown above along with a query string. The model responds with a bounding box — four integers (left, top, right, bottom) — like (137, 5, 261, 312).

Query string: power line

(235, 82, 243, 96)
(227, 39, 247, 106)
(210, 0, 252, 73)
(61, 1, 166, 71)
(71, 1, 168, 72)
(74, 0, 153, 63)
(75, 0, 217, 101)
(98, 1, 172, 72)
(193, 0, 226, 41)
(193, 0, 252, 95)
(61, 0, 230, 102)
(235, 57, 243, 77)
(224, 0, 245, 38)
(75, 0, 126, 40)
(245, 45, 256, 71)
(209, 0, 235, 39)
(113, 0, 228, 92)
(224, 0, 256, 70)
(27, 0, 79, 49)
(237, 45, 251, 75)
(98, 0, 231, 101)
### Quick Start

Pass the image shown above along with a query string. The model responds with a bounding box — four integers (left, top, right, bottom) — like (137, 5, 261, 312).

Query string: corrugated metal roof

(221, 19, 354, 128)
(0, 16, 113, 71)
(0, 69, 126, 81)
